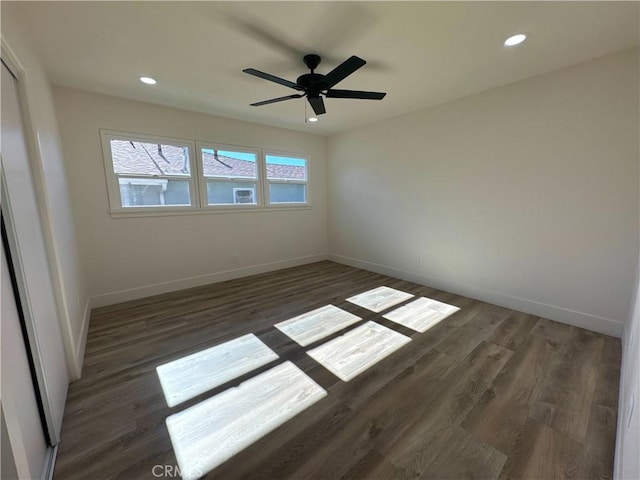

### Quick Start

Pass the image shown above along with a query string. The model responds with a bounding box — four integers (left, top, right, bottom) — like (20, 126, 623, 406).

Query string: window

(101, 130, 310, 215)
(198, 145, 260, 207)
(102, 132, 197, 211)
(265, 153, 308, 205)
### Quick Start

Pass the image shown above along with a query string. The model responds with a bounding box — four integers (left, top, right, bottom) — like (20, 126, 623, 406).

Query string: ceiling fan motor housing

(300, 54, 328, 95)
(297, 73, 327, 96)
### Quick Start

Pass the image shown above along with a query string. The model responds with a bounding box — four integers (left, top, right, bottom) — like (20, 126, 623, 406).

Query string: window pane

(266, 155, 307, 181)
(111, 140, 191, 176)
(207, 181, 257, 205)
(119, 178, 191, 207)
(202, 149, 257, 179)
(269, 183, 306, 203)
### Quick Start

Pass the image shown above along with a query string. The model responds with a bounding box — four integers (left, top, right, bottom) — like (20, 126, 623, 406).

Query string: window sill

(109, 204, 312, 219)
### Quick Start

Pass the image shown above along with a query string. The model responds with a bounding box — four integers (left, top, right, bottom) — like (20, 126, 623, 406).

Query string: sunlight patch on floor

(156, 333, 279, 407)
(275, 304, 362, 346)
(160, 286, 454, 478)
(165, 361, 326, 480)
(383, 297, 460, 332)
(346, 286, 414, 312)
(307, 321, 411, 381)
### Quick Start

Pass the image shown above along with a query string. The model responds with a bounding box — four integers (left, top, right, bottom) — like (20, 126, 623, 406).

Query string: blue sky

(203, 148, 305, 166)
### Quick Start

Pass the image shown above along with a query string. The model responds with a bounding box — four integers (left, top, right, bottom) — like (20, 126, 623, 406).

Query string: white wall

(616, 252, 640, 479)
(615, 92, 640, 476)
(328, 49, 639, 337)
(52, 88, 328, 306)
(2, 2, 87, 378)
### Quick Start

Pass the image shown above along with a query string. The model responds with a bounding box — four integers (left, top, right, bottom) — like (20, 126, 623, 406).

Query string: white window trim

(101, 130, 312, 217)
(196, 141, 263, 209)
(101, 130, 199, 213)
(263, 150, 310, 207)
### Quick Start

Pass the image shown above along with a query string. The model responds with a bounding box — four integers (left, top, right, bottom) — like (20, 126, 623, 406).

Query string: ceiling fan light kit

(243, 54, 386, 117)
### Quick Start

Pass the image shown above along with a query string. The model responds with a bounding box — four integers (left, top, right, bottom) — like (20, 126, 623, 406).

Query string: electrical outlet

(415, 257, 424, 267)
(231, 254, 240, 265)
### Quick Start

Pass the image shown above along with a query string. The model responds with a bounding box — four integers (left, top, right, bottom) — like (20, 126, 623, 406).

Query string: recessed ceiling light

(308, 117, 318, 123)
(504, 34, 527, 47)
(139, 76, 157, 85)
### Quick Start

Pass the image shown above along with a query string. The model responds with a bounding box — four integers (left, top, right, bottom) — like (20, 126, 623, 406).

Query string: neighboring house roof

(110, 140, 305, 180)
(111, 140, 190, 176)
(202, 152, 255, 178)
(264, 162, 306, 181)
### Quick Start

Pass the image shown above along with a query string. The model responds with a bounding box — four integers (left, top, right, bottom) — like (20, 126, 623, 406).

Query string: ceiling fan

(243, 54, 386, 116)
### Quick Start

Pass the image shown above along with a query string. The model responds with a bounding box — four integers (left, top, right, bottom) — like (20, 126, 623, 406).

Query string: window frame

(101, 130, 199, 213)
(263, 150, 310, 207)
(196, 141, 263, 210)
(100, 130, 312, 217)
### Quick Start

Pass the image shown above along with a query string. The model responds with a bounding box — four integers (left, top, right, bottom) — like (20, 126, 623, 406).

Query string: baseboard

(329, 254, 625, 337)
(89, 253, 329, 309)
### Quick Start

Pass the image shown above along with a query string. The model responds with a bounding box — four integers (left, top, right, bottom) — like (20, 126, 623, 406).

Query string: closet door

(1, 58, 68, 450)
(1, 232, 48, 478)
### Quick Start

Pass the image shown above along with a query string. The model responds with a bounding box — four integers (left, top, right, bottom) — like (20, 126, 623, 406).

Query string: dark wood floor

(53, 261, 621, 480)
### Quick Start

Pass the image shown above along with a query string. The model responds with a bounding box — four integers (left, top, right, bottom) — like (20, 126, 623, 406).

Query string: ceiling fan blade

(223, 14, 306, 60)
(322, 56, 366, 89)
(326, 89, 386, 100)
(308, 96, 326, 115)
(243, 68, 302, 91)
(250, 94, 305, 107)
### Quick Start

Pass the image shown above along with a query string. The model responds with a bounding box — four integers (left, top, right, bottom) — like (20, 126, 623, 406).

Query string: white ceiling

(14, 1, 639, 136)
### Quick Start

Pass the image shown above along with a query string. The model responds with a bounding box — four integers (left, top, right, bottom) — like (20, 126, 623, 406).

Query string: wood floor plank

(337, 321, 457, 411)
(593, 336, 623, 410)
(415, 425, 507, 480)
(434, 302, 510, 360)
(581, 406, 618, 480)
(530, 317, 599, 343)
(306, 321, 411, 381)
(528, 325, 604, 442)
(467, 303, 512, 333)
(579, 336, 621, 480)
(166, 361, 327, 480)
(461, 334, 556, 454)
(486, 310, 539, 350)
(383, 342, 512, 472)
(499, 419, 583, 480)
(209, 400, 351, 480)
(340, 449, 409, 480)
(52, 261, 621, 480)
(261, 349, 459, 480)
